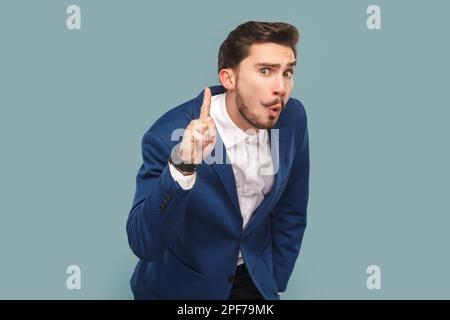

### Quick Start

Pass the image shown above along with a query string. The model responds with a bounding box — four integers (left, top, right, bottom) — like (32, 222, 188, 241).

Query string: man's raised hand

(178, 87, 217, 165)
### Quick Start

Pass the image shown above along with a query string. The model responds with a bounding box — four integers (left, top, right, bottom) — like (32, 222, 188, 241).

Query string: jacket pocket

(145, 249, 204, 299)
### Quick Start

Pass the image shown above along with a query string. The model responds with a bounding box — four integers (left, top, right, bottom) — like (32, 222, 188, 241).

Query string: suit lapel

(210, 133, 242, 215)
(194, 86, 242, 216)
(243, 123, 287, 236)
(210, 121, 288, 231)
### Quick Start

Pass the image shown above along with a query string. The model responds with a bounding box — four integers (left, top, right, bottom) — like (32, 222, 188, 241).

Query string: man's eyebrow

(255, 61, 297, 68)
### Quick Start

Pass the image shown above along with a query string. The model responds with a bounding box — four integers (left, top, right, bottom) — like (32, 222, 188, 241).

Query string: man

(126, 21, 309, 300)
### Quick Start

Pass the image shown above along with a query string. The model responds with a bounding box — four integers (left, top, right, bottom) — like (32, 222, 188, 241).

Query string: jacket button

(228, 276, 234, 284)
(162, 193, 172, 205)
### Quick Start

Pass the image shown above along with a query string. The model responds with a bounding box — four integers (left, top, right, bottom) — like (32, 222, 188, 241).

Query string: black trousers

(228, 264, 265, 300)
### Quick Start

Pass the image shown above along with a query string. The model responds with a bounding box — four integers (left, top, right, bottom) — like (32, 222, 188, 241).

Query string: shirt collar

(210, 92, 267, 149)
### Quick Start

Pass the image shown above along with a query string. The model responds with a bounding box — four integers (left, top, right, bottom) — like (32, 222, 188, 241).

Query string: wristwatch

(169, 144, 197, 174)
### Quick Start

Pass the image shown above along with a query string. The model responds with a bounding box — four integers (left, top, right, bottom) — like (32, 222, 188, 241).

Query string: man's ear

(218, 68, 237, 90)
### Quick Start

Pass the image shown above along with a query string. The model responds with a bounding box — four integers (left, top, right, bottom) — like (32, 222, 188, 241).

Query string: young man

(127, 21, 309, 300)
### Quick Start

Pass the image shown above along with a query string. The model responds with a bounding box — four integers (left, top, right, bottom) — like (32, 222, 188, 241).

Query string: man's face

(234, 42, 296, 129)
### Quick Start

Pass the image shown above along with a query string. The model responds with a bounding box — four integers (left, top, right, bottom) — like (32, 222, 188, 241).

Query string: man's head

(218, 21, 299, 130)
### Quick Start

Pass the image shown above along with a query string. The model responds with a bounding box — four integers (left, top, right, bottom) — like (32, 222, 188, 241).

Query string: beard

(235, 81, 281, 130)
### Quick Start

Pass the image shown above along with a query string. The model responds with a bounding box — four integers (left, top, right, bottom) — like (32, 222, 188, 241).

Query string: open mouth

(268, 104, 282, 117)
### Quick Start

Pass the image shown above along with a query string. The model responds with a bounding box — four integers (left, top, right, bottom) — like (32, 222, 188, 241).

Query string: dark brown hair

(218, 21, 299, 73)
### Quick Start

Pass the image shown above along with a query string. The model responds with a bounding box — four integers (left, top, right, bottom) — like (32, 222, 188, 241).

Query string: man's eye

(260, 68, 270, 75)
(284, 70, 294, 78)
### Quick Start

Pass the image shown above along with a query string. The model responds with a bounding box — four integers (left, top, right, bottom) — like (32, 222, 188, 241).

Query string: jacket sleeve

(126, 129, 195, 262)
(270, 114, 310, 293)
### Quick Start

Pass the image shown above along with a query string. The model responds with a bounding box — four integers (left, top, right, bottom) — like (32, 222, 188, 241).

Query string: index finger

(199, 87, 212, 119)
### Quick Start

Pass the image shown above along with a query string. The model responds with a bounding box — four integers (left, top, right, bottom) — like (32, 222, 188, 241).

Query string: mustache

(262, 98, 285, 108)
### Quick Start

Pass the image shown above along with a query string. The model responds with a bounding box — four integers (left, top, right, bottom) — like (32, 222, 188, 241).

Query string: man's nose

(271, 76, 287, 98)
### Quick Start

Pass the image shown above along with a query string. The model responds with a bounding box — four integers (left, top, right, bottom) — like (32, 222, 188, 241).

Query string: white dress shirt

(168, 92, 275, 266)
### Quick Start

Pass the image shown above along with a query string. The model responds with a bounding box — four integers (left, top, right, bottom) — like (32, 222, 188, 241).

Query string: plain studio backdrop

(0, 0, 449, 299)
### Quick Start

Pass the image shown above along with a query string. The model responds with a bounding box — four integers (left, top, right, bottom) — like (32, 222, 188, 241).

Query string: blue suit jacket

(126, 85, 309, 300)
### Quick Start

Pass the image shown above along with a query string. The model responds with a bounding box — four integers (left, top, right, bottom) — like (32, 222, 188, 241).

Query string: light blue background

(1, 0, 449, 299)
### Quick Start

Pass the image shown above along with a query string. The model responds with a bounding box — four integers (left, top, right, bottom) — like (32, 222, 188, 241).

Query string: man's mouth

(268, 104, 282, 117)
